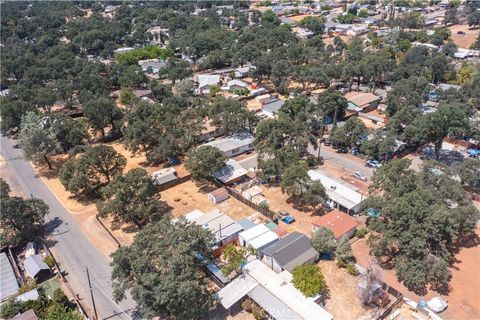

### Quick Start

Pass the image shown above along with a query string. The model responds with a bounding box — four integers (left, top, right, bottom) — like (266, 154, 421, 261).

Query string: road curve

(0, 135, 136, 320)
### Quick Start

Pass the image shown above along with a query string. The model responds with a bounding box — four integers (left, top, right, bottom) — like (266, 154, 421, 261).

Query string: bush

(44, 255, 56, 268)
(292, 264, 327, 297)
(355, 227, 368, 238)
(19, 277, 37, 294)
(306, 155, 318, 168)
(0, 299, 24, 319)
(347, 263, 359, 276)
(251, 301, 266, 320)
(336, 259, 348, 268)
(241, 298, 253, 312)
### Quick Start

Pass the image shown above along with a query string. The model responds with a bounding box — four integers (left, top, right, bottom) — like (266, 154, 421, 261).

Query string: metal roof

(192, 209, 243, 243)
(261, 232, 318, 272)
(204, 133, 254, 154)
(217, 260, 333, 320)
(0, 252, 19, 301)
(24, 254, 49, 278)
(213, 159, 248, 183)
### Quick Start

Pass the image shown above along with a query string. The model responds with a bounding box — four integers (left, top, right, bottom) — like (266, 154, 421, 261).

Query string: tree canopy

(365, 159, 479, 294)
(111, 217, 215, 319)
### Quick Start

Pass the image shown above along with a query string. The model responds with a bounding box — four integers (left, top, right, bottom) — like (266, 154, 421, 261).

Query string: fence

(212, 179, 276, 220)
(377, 295, 404, 320)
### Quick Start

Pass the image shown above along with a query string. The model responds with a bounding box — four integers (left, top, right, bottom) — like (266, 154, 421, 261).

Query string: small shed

(151, 168, 178, 186)
(238, 224, 279, 251)
(208, 187, 229, 204)
(24, 255, 50, 281)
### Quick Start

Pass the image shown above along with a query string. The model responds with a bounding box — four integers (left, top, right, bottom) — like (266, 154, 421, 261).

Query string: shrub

(355, 227, 368, 238)
(0, 299, 24, 319)
(44, 255, 56, 268)
(19, 277, 37, 294)
(241, 298, 253, 312)
(292, 264, 327, 297)
(347, 263, 359, 276)
(336, 259, 348, 268)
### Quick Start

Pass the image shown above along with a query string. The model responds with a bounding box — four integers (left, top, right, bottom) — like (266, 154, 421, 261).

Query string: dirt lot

(319, 260, 372, 319)
(352, 228, 480, 320)
(448, 24, 479, 48)
(160, 180, 262, 222)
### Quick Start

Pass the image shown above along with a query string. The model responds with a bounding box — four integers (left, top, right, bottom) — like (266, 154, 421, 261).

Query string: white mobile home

(204, 133, 254, 157)
(151, 168, 178, 186)
(238, 224, 279, 251)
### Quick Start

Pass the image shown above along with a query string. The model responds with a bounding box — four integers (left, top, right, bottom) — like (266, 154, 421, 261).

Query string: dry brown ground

(319, 260, 372, 319)
(448, 24, 479, 48)
(352, 228, 480, 320)
(160, 180, 261, 222)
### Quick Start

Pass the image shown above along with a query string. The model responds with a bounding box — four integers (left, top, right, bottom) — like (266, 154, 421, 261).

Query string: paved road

(1, 136, 136, 320)
(308, 144, 374, 178)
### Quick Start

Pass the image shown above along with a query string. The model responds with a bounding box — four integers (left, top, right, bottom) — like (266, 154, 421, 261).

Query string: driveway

(0, 136, 136, 320)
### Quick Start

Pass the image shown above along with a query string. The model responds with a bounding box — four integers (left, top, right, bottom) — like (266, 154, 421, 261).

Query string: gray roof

(261, 232, 318, 272)
(24, 255, 49, 278)
(16, 289, 39, 302)
(237, 218, 256, 231)
(0, 252, 19, 301)
(262, 99, 285, 115)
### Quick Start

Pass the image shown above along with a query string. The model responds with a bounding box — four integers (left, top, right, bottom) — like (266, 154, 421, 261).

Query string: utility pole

(86, 266, 98, 320)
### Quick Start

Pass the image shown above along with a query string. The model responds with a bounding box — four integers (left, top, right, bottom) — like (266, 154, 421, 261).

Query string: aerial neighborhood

(0, 1, 479, 320)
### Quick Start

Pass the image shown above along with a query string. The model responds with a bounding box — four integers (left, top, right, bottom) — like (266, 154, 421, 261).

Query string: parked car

(366, 159, 382, 168)
(336, 147, 348, 153)
(457, 31, 465, 35)
(277, 210, 295, 224)
(323, 139, 331, 146)
(353, 171, 368, 181)
(427, 297, 448, 313)
(167, 156, 181, 165)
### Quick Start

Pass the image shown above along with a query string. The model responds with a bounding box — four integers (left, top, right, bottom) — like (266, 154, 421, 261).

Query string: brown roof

(312, 209, 359, 239)
(11, 310, 38, 320)
(210, 187, 229, 198)
(344, 91, 380, 108)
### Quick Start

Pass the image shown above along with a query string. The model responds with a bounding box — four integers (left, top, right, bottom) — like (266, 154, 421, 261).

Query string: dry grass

(448, 24, 479, 48)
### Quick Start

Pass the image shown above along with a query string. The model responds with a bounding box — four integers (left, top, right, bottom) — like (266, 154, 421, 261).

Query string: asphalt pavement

(307, 144, 374, 178)
(1, 136, 136, 320)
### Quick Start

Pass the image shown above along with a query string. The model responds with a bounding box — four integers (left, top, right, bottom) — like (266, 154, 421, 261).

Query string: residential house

(24, 255, 50, 281)
(255, 93, 275, 105)
(312, 209, 359, 241)
(261, 98, 285, 118)
(214, 159, 249, 185)
(234, 65, 254, 78)
(197, 74, 221, 95)
(225, 79, 249, 91)
(261, 232, 319, 273)
(151, 168, 178, 186)
(0, 252, 19, 301)
(113, 47, 135, 54)
(344, 91, 380, 113)
(191, 209, 243, 247)
(308, 169, 366, 214)
(239, 225, 279, 251)
(217, 260, 334, 320)
(293, 27, 315, 39)
(138, 59, 166, 74)
(204, 133, 254, 157)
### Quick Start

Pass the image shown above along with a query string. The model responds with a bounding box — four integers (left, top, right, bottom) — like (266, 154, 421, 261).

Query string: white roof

(227, 79, 248, 88)
(239, 224, 279, 249)
(184, 209, 204, 222)
(308, 169, 366, 210)
(198, 74, 221, 89)
(192, 209, 243, 242)
(218, 260, 333, 320)
(214, 159, 248, 183)
(151, 168, 177, 185)
(204, 133, 254, 154)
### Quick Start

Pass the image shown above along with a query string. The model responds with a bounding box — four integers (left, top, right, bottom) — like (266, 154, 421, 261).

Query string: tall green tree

(185, 146, 227, 185)
(83, 97, 124, 137)
(97, 168, 169, 229)
(111, 217, 215, 319)
(366, 159, 479, 294)
(312, 227, 337, 254)
(1, 180, 49, 247)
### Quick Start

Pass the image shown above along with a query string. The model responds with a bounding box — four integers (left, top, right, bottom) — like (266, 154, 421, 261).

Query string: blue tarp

(467, 149, 480, 156)
(367, 208, 381, 218)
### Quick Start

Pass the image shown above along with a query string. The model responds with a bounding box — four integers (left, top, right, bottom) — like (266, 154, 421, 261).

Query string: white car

(353, 172, 368, 181)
